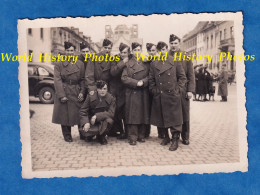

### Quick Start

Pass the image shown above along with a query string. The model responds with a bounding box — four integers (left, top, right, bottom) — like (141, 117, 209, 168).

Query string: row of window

(184, 26, 234, 50)
(28, 28, 44, 40)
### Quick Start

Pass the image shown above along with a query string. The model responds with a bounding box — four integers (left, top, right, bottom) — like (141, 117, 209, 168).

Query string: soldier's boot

(160, 128, 170, 145)
(61, 125, 73, 142)
(169, 132, 180, 151)
(78, 125, 85, 140)
(181, 122, 190, 145)
(99, 134, 108, 145)
(157, 127, 165, 139)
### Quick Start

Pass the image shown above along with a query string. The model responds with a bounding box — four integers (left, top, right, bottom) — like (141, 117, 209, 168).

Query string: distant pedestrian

(217, 64, 228, 102)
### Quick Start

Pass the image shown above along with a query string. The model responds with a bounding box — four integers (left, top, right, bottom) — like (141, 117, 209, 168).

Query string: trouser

(145, 125, 151, 137)
(61, 125, 71, 138)
(181, 121, 190, 141)
(160, 125, 182, 138)
(62, 125, 84, 138)
(221, 96, 227, 101)
(127, 124, 146, 141)
(157, 127, 165, 138)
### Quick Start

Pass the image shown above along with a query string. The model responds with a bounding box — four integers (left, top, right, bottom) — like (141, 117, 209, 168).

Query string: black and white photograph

(18, 12, 247, 178)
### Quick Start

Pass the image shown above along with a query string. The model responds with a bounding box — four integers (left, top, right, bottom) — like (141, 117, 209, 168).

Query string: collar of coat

(61, 60, 81, 75)
(127, 57, 145, 73)
(153, 56, 175, 74)
(89, 92, 114, 105)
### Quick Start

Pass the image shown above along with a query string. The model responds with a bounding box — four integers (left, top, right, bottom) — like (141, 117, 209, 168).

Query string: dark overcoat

(149, 56, 187, 128)
(52, 59, 85, 126)
(196, 70, 205, 95)
(110, 56, 127, 119)
(78, 54, 88, 70)
(85, 51, 115, 92)
(169, 50, 195, 122)
(218, 70, 228, 96)
(121, 58, 150, 125)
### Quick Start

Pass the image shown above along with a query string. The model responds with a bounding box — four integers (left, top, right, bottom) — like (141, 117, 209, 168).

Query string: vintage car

(28, 62, 55, 104)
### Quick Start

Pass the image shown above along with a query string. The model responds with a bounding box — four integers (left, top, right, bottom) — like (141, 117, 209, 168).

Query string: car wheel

(39, 87, 54, 104)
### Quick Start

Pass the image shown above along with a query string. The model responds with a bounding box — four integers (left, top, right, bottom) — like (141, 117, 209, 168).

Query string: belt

(62, 79, 79, 85)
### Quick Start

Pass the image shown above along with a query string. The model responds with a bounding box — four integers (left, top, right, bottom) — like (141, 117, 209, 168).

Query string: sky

(72, 14, 201, 45)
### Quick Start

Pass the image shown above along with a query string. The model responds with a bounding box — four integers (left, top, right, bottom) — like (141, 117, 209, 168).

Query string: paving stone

(30, 85, 239, 171)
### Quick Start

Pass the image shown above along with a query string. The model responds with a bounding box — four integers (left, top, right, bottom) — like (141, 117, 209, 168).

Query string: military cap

(80, 42, 90, 50)
(156, 41, 168, 51)
(64, 41, 75, 50)
(169, 34, 181, 42)
(131, 42, 142, 50)
(119, 42, 129, 52)
(146, 43, 156, 51)
(103, 38, 113, 47)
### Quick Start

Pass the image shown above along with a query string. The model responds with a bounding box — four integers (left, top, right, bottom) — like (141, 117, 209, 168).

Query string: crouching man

(79, 80, 116, 145)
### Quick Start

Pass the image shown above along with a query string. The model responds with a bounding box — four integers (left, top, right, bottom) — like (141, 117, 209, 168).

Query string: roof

(183, 21, 209, 40)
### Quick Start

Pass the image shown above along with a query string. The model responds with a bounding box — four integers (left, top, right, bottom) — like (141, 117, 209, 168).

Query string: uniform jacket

(85, 51, 115, 92)
(121, 57, 150, 125)
(149, 55, 187, 128)
(169, 50, 195, 122)
(52, 58, 85, 126)
(218, 70, 228, 96)
(79, 92, 116, 126)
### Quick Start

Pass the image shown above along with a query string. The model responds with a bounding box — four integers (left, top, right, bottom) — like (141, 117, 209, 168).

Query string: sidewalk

(29, 84, 239, 171)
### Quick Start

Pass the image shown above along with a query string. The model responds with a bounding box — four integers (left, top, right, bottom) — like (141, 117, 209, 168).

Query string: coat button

(168, 73, 171, 75)
(158, 75, 160, 77)
(161, 91, 163, 93)
(168, 82, 170, 84)
(160, 83, 162, 85)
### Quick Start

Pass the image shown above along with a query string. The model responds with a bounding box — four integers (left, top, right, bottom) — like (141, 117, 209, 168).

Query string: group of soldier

(52, 33, 196, 151)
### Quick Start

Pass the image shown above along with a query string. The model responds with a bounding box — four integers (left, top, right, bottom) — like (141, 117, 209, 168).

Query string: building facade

(27, 27, 97, 63)
(103, 24, 143, 55)
(182, 21, 235, 73)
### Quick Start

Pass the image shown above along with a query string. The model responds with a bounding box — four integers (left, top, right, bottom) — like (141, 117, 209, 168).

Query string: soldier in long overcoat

(169, 34, 195, 145)
(52, 41, 85, 142)
(85, 38, 115, 94)
(144, 43, 164, 139)
(149, 41, 187, 151)
(121, 42, 150, 145)
(110, 43, 131, 139)
(218, 64, 228, 101)
(79, 80, 116, 145)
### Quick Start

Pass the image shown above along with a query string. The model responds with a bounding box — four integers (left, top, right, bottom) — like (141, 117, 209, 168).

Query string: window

(206, 37, 209, 49)
(28, 28, 32, 35)
(28, 66, 37, 76)
(38, 67, 49, 76)
(29, 50, 33, 62)
(53, 30, 56, 38)
(224, 28, 227, 39)
(220, 31, 222, 41)
(211, 34, 213, 48)
(40, 52, 45, 62)
(230, 26, 234, 37)
(40, 28, 44, 39)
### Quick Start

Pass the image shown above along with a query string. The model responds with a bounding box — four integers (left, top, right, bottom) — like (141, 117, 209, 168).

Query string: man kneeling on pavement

(79, 80, 116, 145)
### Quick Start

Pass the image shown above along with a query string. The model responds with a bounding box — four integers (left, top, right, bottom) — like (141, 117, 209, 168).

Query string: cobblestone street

(29, 84, 239, 171)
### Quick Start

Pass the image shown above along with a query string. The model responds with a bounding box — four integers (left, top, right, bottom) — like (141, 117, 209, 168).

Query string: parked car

(28, 62, 55, 104)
